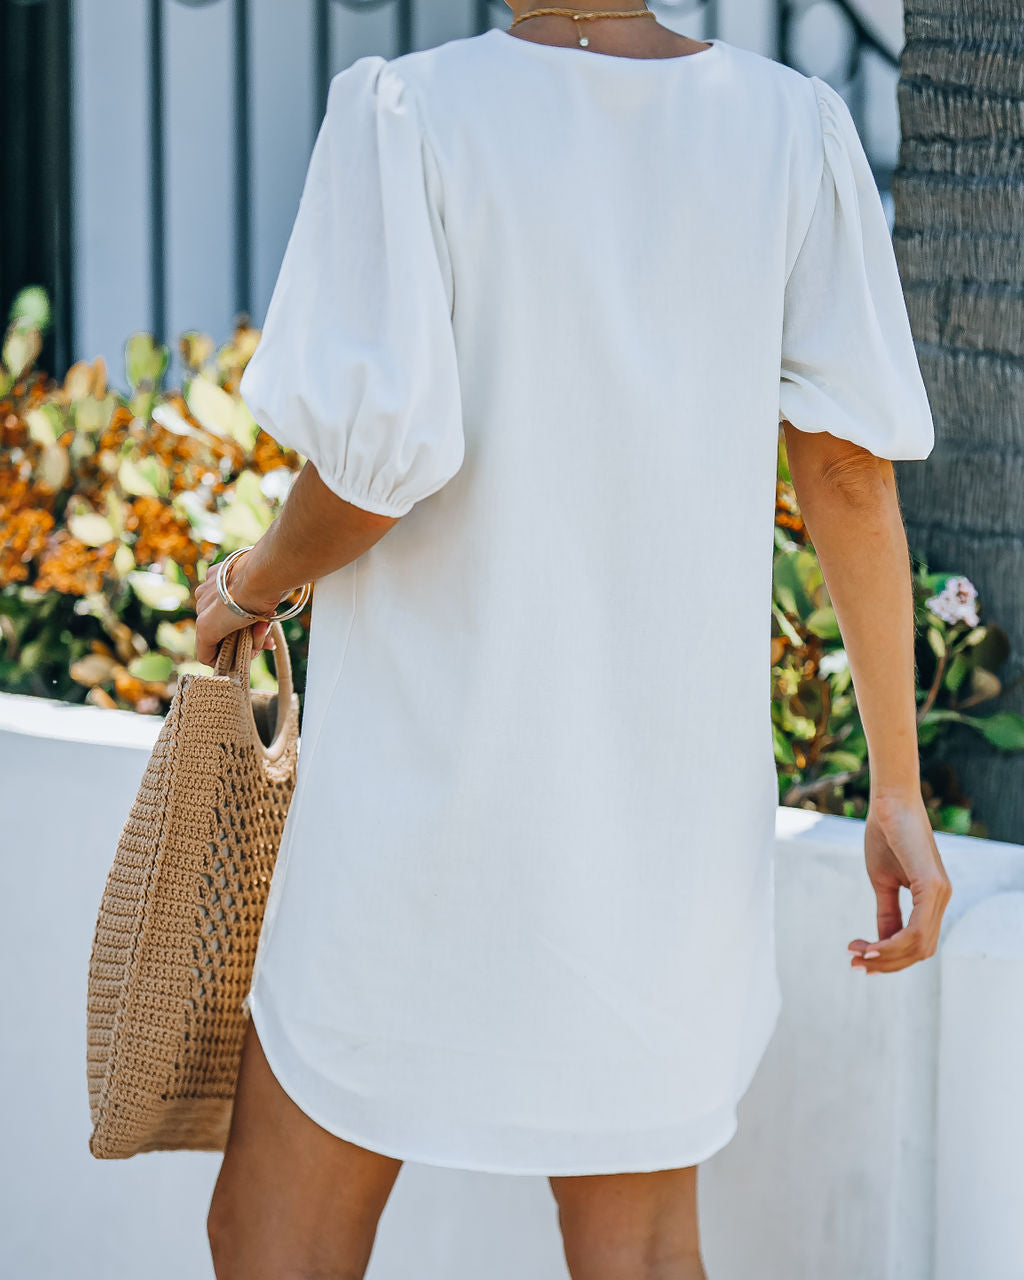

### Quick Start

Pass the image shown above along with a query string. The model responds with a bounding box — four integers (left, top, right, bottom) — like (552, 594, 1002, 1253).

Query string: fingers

(874, 881, 903, 945)
(193, 563, 277, 667)
(195, 615, 224, 668)
(194, 597, 248, 667)
(849, 873, 952, 973)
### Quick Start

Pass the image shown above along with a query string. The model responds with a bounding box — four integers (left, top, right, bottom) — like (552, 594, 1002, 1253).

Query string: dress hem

(241, 979, 783, 1178)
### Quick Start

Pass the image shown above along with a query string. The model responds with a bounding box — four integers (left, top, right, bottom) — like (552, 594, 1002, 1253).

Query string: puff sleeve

(239, 56, 465, 517)
(778, 76, 935, 460)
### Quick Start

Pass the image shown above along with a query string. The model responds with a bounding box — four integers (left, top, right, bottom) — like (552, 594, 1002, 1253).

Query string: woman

(196, 5, 953, 1277)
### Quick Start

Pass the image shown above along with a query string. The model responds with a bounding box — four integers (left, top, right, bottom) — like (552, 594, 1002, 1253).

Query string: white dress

(237, 28, 935, 1175)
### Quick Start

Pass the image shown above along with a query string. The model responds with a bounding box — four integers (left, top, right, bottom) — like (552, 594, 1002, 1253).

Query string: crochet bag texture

(86, 622, 299, 1158)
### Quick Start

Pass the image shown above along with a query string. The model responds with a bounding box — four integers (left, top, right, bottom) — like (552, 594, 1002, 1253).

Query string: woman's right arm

(782, 418, 953, 975)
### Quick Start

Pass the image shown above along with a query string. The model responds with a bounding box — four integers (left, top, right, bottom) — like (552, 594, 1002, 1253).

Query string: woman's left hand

(194, 563, 277, 667)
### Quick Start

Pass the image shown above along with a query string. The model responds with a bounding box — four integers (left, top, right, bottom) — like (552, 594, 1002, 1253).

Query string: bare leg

(207, 1017, 403, 1280)
(549, 1166, 707, 1280)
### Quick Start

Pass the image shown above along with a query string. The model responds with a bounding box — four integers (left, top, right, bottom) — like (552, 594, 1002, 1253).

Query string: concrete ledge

(0, 689, 162, 750)
(935, 892, 1024, 1280)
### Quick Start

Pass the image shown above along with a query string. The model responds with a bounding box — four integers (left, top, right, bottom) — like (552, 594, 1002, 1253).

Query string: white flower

(259, 466, 295, 505)
(925, 576, 979, 628)
(818, 649, 849, 677)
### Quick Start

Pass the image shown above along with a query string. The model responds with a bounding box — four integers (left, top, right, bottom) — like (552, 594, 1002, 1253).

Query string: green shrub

(0, 287, 308, 713)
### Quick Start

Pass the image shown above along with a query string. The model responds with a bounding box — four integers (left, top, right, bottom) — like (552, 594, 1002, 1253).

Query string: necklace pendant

(579, 34, 589, 46)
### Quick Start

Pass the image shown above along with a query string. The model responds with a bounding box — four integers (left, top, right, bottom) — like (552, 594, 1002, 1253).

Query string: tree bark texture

(892, 0, 1024, 843)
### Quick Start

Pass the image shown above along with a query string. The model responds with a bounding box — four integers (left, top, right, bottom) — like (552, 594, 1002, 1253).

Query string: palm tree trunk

(892, 0, 1024, 843)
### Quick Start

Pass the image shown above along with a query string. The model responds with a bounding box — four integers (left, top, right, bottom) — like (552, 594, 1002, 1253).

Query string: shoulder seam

(378, 59, 453, 312)
(328, 57, 449, 223)
(379, 59, 447, 197)
(786, 75, 829, 286)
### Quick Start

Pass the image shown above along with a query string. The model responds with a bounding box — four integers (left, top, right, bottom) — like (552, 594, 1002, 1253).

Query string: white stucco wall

(1, 690, 1021, 1279)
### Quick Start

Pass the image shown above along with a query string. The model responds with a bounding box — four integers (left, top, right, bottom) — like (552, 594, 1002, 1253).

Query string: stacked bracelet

(215, 546, 312, 624)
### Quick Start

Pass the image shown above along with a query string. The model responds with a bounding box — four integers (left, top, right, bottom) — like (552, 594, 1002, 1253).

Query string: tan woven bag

(86, 621, 299, 1158)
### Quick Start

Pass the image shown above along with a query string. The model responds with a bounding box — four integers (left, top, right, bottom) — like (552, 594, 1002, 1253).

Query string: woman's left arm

(193, 461, 399, 666)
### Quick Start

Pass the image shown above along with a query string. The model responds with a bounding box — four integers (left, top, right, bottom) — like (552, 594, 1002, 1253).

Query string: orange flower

(0, 508, 54, 584)
(35, 533, 115, 596)
(126, 497, 201, 570)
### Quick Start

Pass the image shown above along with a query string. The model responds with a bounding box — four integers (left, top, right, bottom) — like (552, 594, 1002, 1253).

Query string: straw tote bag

(86, 621, 299, 1158)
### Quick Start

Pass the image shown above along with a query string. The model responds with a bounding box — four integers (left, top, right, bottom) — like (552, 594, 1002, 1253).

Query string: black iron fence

(3, 0, 899, 378)
(1, 0, 73, 377)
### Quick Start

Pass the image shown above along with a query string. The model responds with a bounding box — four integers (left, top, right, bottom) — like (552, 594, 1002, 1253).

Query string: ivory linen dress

(238, 28, 935, 1175)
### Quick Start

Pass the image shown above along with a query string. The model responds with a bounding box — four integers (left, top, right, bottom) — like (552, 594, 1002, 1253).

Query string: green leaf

(780, 705, 816, 742)
(221, 469, 273, 548)
(776, 431, 792, 481)
(772, 554, 801, 617)
(68, 511, 116, 548)
(233, 468, 267, 510)
(920, 708, 965, 726)
(72, 393, 116, 435)
(139, 455, 170, 497)
(772, 723, 796, 765)
(105, 490, 125, 537)
(968, 667, 1001, 704)
(68, 429, 98, 469)
(806, 606, 841, 641)
(793, 547, 825, 599)
(165, 559, 189, 588)
(821, 750, 864, 772)
(185, 373, 235, 438)
(969, 711, 1024, 752)
(128, 652, 175, 682)
(943, 652, 970, 694)
(773, 547, 820, 620)
(2, 325, 42, 381)
(156, 620, 196, 658)
(152, 400, 202, 438)
(18, 639, 46, 672)
(112, 543, 135, 577)
(26, 405, 61, 445)
(118, 455, 159, 497)
(230, 400, 260, 451)
(36, 444, 70, 490)
(10, 284, 51, 330)
(127, 571, 191, 611)
(917, 571, 953, 595)
(125, 332, 169, 391)
(772, 605, 802, 646)
(249, 650, 279, 692)
(186, 373, 258, 448)
(936, 806, 973, 836)
(926, 626, 946, 660)
(220, 500, 267, 549)
(174, 490, 223, 544)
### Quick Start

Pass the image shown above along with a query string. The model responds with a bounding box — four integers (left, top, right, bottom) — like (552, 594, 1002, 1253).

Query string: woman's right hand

(848, 793, 953, 974)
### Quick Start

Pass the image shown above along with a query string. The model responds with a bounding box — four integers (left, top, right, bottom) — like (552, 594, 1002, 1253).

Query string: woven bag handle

(213, 622, 295, 754)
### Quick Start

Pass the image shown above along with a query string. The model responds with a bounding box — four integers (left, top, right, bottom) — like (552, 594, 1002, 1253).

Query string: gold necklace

(509, 6, 656, 49)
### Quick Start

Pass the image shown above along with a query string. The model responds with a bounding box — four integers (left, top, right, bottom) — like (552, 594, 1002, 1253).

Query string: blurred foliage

(3, 285, 1023, 837)
(0, 286, 308, 716)
(773, 432, 1024, 837)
